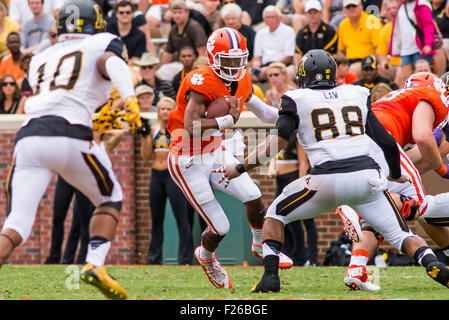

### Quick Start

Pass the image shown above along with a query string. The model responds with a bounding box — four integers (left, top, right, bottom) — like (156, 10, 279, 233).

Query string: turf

(0, 264, 448, 300)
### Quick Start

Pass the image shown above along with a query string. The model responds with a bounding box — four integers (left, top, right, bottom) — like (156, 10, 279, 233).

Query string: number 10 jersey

(24, 33, 121, 128)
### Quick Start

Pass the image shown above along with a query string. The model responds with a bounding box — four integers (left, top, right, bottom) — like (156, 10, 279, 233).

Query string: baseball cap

(134, 53, 160, 67)
(361, 55, 377, 70)
(171, 0, 188, 10)
(305, 0, 323, 12)
(135, 84, 154, 97)
(343, 0, 361, 7)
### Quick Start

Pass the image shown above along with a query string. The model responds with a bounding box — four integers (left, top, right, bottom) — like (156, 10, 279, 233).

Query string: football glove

(122, 96, 142, 134)
(92, 100, 124, 132)
(136, 117, 151, 137)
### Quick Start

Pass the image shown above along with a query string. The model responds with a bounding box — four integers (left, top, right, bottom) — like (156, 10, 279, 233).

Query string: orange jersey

(372, 86, 448, 148)
(167, 66, 252, 155)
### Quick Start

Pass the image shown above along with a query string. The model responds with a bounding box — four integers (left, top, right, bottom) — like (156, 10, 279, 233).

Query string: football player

(215, 49, 449, 293)
(167, 27, 291, 289)
(0, 0, 142, 299)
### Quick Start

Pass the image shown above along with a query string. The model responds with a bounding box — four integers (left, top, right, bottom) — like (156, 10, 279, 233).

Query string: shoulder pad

(278, 94, 297, 115)
(105, 37, 128, 61)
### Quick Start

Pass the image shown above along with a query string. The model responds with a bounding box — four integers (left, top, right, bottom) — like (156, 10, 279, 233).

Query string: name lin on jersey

(322, 91, 338, 99)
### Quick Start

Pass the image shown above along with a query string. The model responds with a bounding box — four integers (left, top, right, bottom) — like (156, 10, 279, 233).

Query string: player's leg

(57, 139, 126, 300)
(168, 153, 232, 288)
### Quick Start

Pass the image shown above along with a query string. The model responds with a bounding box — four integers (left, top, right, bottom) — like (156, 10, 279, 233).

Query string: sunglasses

(2, 82, 15, 87)
(50, 33, 57, 38)
(268, 73, 280, 78)
(118, 10, 132, 15)
(141, 65, 155, 70)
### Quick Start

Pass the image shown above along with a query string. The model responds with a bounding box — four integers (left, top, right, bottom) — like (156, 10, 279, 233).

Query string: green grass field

(0, 264, 448, 300)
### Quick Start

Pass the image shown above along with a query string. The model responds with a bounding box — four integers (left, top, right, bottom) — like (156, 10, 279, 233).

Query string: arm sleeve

(245, 94, 279, 124)
(275, 95, 299, 141)
(365, 106, 401, 179)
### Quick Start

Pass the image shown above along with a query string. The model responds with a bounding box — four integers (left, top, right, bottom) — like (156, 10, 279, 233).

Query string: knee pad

(2, 214, 32, 245)
(362, 226, 384, 246)
(399, 194, 419, 221)
(200, 200, 230, 236)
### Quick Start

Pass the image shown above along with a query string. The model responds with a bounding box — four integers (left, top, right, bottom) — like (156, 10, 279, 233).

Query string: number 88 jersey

(25, 33, 122, 128)
(283, 84, 372, 167)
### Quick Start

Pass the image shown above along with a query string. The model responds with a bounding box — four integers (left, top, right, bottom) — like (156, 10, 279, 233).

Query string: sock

(414, 246, 437, 267)
(199, 244, 213, 261)
(349, 249, 369, 267)
(250, 225, 263, 244)
(86, 236, 111, 267)
(262, 239, 282, 258)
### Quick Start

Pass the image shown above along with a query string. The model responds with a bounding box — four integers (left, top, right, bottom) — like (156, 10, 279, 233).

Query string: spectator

(251, 5, 296, 81)
(0, 74, 25, 114)
(236, 0, 277, 27)
(221, 3, 256, 61)
(334, 52, 359, 85)
(135, 52, 177, 108)
(8, 0, 33, 28)
(267, 132, 318, 266)
(322, 0, 346, 29)
(106, 1, 146, 62)
(219, 0, 252, 26)
(294, 0, 338, 66)
(140, 96, 194, 265)
(0, 1, 19, 55)
(136, 84, 155, 112)
(32, 23, 58, 54)
(431, 0, 448, 75)
(161, 0, 208, 64)
(376, 0, 400, 81)
(107, 0, 155, 54)
(352, 55, 399, 90)
(414, 57, 432, 72)
(18, 52, 32, 96)
(264, 62, 297, 107)
(139, 0, 170, 38)
(389, 0, 436, 87)
(204, 0, 221, 30)
(172, 46, 197, 93)
(337, 0, 382, 78)
(43, 0, 65, 18)
(370, 82, 393, 102)
(0, 32, 24, 81)
(21, 0, 55, 50)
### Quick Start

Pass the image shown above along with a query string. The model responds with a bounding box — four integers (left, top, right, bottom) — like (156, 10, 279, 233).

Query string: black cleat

(426, 261, 449, 288)
(251, 274, 280, 293)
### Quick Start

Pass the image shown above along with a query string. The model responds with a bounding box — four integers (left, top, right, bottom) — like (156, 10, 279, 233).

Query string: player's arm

(412, 100, 449, 178)
(245, 93, 279, 124)
(214, 95, 299, 186)
(184, 91, 239, 135)
(297, 142, 310, 177)
(365, 107, 402, 180)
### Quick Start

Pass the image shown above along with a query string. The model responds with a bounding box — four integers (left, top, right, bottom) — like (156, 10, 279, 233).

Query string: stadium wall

(0, 114, 445, 265)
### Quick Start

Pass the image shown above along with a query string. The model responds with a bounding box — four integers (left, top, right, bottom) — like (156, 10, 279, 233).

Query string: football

(205, 96, 239, 118)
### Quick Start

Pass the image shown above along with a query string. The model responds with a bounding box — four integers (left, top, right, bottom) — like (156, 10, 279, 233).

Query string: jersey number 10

(311, 106, 364, 142)
(33, 50, 83, 96)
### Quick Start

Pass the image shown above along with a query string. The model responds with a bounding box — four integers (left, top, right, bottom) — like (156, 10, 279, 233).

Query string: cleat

(251, 273, 280, 293)
(251, 242, 293, 269)
(344, 265, 380, 291)
(335, 205, 363, 242)
(80, 263, 128, 300)
(426, 261, 449, 288)
(194, 247, 232, 288)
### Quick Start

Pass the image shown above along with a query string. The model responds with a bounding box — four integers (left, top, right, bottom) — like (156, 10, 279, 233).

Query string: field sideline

(0, 264, 448, 300)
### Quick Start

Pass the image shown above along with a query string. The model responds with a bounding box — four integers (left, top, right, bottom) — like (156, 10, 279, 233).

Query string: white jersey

(285, 85, 372, 167)
(24, 33, 120, 128)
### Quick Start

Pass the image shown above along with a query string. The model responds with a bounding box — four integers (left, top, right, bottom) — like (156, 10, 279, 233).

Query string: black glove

(137, 117, 151, 137)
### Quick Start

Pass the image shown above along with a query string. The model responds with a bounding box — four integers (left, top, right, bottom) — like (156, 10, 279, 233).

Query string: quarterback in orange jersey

(167, 27, 291, 289)
(339, 72, 449, 291)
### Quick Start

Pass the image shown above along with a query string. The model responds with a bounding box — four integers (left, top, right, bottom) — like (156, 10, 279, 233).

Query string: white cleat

(252, 242, 293, 269)
(344, 265, 381, 291)
(194, 247, 232, 288)
(335, 205, 363, 242)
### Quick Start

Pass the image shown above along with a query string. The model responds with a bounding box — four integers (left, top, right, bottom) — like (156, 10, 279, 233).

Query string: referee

(294, 0, 338, 65)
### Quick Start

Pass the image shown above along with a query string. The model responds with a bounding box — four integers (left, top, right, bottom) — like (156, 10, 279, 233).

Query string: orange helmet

(206, 27, 248, 82)
(405, 72, 446, 95)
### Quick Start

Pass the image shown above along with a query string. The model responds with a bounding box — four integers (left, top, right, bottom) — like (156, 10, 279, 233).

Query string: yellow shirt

(0, 17, 20, 54)
(337, 11, 381, 60)
(376, 22, 401, 66)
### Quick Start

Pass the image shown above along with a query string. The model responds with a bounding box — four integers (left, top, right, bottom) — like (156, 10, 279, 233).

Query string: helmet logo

(93, 4, 105, 31)
(64, 4, 81, 33)
(315, 73, 323, 81)
(298, 56, 307, 77)
(207, 38, 216, 54)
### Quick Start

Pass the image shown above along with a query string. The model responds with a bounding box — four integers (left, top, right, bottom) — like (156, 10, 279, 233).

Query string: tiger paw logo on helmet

(191, 74, 204, 86)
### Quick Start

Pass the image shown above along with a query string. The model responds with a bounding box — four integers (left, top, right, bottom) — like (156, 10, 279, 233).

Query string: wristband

(435, 163, 448, 177)
(215, 114, 234, 130)
(235, 163, 246, 174)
